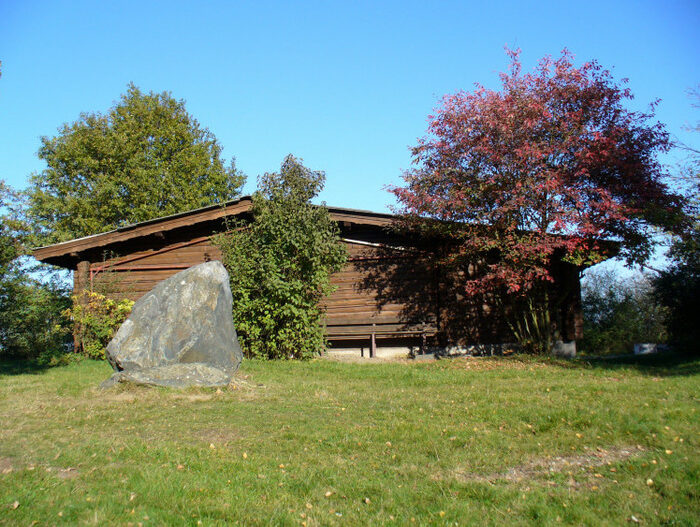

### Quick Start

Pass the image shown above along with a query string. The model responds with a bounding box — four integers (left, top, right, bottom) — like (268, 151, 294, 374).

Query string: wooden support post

(420, 331, 427, 355)
(75, 261, 90, 292)
(370, 324, 376, 358)
(73, 261, 90, 353)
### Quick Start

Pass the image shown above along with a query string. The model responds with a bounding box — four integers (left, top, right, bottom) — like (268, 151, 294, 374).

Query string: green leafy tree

(26, 83, 245, 244)
(654, 90, 699, 354)
(1, 181, 22, 273)
(580, 269, 668, 355)
(214, 155, 347, 359)
(391, 49, 687, 353)
(1, 180, 72, 361)
(654, 227, 699, 354)
(0, 268, 72, 362)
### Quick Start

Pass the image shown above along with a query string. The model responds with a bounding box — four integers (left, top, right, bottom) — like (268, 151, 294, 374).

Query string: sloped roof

(33, 196, 397, 268)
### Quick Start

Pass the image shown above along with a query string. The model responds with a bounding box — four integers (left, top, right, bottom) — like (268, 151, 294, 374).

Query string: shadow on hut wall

(352, 222, 585, 353)
(352, 234, 510, 350)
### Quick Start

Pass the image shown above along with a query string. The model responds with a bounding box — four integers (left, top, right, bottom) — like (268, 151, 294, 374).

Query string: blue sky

(1, 0, 698, 216)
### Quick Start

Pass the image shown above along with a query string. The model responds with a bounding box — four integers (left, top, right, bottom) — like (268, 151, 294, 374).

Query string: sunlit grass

(1, 354, 698, 525)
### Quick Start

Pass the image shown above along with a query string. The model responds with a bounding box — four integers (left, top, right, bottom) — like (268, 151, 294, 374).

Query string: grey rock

(103, 261, 242, 388)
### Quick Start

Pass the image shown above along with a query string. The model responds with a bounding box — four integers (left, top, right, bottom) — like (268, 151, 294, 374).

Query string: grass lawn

(0, 354, 698, 526)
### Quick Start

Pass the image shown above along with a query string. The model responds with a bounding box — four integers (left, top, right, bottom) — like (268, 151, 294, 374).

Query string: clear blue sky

(1, 0, 698, 215)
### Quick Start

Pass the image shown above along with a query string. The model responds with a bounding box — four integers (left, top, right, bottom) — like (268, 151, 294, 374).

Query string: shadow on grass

(438, 351, 699, 378)
(572, 351, 700, 378)
(0, 358, 53, 377)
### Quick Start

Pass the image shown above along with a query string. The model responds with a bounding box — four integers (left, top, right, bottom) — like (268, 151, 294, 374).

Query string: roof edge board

(33, 198, 398, 262)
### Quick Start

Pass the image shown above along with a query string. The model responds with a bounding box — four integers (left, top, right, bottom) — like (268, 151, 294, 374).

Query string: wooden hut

(33, 196, 587, 356)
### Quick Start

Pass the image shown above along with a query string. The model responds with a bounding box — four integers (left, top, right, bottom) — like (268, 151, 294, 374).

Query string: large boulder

(102, 261, 242, 388)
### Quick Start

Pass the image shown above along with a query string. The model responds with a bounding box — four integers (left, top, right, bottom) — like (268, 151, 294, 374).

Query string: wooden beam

(33, 198, 398, 265)
(33, 199, 253, 262)
(73, 261, 90, 353)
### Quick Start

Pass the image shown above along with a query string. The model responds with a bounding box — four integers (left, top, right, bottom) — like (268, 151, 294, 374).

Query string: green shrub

(580, 269, 668, 355)
(65, 290, 133, 360)
(0, 267, 73, 362)
(213, 155, 347, 359)
(1, 179, 74, 362)
(654, 225, 700, 354)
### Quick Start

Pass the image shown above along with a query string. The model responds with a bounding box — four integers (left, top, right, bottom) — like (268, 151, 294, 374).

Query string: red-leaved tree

(392, 49, 687, 352)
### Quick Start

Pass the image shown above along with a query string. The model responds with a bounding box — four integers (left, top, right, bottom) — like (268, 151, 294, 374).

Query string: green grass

(1, 354, 698, 526)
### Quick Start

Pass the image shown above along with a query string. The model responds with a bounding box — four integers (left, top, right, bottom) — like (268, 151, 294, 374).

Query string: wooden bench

(326, 322, 437, 357)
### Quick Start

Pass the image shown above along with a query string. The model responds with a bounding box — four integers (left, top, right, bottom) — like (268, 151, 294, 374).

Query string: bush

(1, 180, 74, 363)
(65, 290, 134, 360)
(654, 226, 700, 354)
(579, 268, 668, 355)
(0, 266, 73, 362)
(213, 155, 347, 359)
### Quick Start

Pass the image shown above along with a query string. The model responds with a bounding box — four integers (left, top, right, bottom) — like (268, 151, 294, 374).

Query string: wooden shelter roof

(33, 196, 397, 269)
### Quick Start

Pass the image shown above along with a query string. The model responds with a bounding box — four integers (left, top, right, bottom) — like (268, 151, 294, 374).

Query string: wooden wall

(323, 241, 437, 341)
(88, 236, 220, 301)
(85, 231, 439, 343)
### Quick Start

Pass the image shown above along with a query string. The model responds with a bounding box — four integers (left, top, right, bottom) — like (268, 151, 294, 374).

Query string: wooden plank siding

(86, 233, 439, 342)
(324, 241, 437, 340)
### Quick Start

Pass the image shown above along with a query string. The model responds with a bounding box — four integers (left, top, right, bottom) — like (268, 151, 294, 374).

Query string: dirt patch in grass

(103, 391, 140, 403)
(100, 387, 217, 404)
(51, 467, 80, 480)
(448, 445, 645, 485)
(97, 378, 260, 404)
(442, 356, 560, 372)
(0, 457, 15, 474)
(322, 354, 569, 371)
(173, 393, 215, 402)
(1, 458, 80, 480)
(98, 385, 157, 403)
(194, 427, 242, 445)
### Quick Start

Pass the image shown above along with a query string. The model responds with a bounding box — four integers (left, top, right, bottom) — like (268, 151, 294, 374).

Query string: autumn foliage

(392, 49, 686, 351)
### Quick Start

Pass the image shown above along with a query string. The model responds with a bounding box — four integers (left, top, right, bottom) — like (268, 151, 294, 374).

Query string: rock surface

(102, 261, 242, 388)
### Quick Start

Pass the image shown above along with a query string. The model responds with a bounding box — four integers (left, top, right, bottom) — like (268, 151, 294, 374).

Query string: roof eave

(32, 197, 397, 267)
